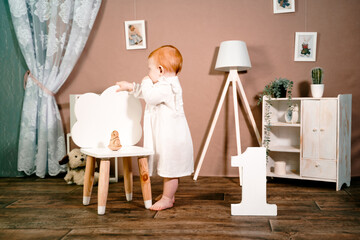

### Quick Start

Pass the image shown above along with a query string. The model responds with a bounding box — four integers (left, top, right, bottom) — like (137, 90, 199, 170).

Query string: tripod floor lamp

(193, 40, 262, 181)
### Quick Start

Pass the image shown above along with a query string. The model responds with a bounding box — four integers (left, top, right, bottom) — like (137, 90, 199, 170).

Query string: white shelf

(269, 145, 300, 153)
(265, 97, 338, 101)
(267, 170, 301, 179)
(270, 122, 300, 127)
(263, 95, 352, 191)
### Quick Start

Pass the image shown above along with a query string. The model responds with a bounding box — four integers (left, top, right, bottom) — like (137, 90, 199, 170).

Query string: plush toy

(59, 148, 99, 185)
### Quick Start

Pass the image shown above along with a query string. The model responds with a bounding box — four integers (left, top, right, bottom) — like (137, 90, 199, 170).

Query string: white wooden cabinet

(262, 95, 352, 190)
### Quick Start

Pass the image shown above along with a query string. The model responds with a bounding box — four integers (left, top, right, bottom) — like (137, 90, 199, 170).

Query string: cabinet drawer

(301, 159, 336, 180)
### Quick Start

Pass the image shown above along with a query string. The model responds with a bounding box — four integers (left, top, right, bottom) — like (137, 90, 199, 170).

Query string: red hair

(148, 45, 183, 74)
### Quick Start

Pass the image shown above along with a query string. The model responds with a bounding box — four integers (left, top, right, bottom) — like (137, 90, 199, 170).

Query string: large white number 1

(231, 147, 277, 216)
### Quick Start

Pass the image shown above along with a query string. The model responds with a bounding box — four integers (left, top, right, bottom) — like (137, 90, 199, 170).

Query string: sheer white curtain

(9, 0, 102, 178)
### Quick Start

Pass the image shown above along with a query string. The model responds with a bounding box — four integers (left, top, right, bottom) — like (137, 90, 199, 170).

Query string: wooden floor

(0, 175, 359, 240)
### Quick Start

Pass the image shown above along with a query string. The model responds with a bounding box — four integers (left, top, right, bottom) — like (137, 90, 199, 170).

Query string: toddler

(116, 45, 194, 211)
(128, 25, 143, 45)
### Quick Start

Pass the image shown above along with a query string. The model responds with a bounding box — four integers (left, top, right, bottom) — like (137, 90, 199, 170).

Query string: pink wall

(57, 0, 360, 176)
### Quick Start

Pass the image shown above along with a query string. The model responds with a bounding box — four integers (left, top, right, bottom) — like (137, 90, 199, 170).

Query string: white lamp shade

(215, 40, 251, 72)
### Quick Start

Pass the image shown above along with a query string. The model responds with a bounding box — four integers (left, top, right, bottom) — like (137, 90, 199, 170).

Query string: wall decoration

(294, 32, 317, 62)
(273, 0, 295, 14)
(124, 20, 146, 50)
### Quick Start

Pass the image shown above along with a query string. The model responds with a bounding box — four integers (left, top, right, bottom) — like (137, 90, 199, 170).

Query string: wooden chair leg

(98, 159, 110, 215)
(83, 156, 95, 205)
(123, 157, 133, 201)
(138, 157, 152, 209)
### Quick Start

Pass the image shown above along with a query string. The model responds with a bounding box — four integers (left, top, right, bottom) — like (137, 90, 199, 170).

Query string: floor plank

(0, 176, 359, 239)
(0, 229, 69, 240)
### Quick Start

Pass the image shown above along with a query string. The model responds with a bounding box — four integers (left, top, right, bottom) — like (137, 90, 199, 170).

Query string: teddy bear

(59, 148, 99, 185)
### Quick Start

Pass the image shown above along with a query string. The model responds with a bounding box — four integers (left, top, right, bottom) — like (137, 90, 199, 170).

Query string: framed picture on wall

(273, 0, 295, 14)
(294, 32, 317, 62)
(124, 20, 147, 50)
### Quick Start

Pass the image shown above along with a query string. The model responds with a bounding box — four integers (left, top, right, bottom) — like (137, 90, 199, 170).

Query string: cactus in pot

(311, 67, 324, 84)
(310, 67, 324, 97)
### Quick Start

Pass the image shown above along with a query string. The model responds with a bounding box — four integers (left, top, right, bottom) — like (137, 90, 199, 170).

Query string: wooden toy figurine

(108, 130, 122, 151)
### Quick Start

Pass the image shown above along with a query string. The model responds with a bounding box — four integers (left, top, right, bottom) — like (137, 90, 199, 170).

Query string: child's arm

(116, 81, 133, 92)
(132, 77, 172, 105)
(128, 30, 133, 40)
(135, 29, 142, 37)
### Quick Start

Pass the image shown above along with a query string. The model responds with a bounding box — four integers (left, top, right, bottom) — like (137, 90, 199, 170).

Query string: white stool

(81, 146, 153, 215)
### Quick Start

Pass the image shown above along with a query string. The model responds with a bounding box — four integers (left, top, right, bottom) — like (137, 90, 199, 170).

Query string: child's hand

(116, 81, 133, 92)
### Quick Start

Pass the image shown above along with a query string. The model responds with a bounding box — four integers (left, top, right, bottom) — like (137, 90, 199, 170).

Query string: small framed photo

(124, 20, 146, 50)
(294, 32, 317, 62)
(273, 0, 295, 14)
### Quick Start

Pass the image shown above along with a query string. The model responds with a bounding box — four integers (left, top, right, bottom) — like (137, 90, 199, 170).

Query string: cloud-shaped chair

(71, 86, 153, 215)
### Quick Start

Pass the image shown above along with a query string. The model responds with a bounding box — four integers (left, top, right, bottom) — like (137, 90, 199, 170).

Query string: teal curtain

(0, 0, 26, 177)
(9, 0, 102, 178)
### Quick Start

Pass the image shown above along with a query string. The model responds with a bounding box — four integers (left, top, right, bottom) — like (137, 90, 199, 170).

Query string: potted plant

(258, 78, 294, 159)
(311, 67, 324, 98)
(258, 78, 293, 103)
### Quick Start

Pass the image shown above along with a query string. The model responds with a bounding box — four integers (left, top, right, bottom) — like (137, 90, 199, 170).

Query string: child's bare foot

(155, 194, 175, 203)
(150, 196, 174, 211)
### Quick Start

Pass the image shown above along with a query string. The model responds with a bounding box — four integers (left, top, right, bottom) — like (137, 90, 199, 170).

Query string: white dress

(131, 76, 194, 178)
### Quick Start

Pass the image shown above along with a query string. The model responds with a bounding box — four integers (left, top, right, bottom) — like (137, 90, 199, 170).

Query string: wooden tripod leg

(193, 77, 232, 180)
(98, 159, 110, 215)
(83, 155, 95, 205)
(235, 77, 262, 146)
(138, 157, 152, 209)
(231, 71, 243, 187)
(123, 157, 133, 201)
(231, 71, 242, 155)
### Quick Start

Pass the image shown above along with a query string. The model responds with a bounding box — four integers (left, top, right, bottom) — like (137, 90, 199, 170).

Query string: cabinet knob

(315, 163, 320, 167)
(320, 129, 325, 132)
(313, 129, 317, 132)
